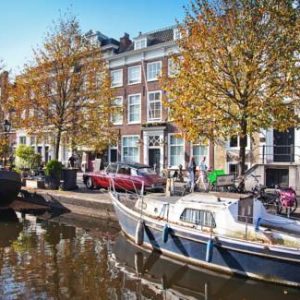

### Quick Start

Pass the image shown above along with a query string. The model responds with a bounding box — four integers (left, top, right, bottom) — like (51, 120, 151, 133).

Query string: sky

(0, 0, 188, 74)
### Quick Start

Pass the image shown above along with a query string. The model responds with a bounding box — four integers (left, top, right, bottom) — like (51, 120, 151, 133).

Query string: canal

(0, 209, 299, 300)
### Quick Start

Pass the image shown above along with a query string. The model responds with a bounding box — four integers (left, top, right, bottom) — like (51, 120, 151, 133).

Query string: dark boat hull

(0, 171, 21, 207)
(113, 234, 300, 299)
(111, 193, 300, 287)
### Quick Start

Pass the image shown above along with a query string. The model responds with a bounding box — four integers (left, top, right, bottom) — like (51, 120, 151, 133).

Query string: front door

(273, 128, 294, 162)
(110, 148, 117, 163)
(149, 148, 161, 174)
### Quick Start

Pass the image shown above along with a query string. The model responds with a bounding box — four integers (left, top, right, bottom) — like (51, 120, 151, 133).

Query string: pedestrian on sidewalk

(197, 156, 208, 191)
(188, 156, 196, 192)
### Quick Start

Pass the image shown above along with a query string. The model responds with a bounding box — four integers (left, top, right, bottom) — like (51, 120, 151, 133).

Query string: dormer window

(173, 28, 182, 40)
(134, 38, 147, 50)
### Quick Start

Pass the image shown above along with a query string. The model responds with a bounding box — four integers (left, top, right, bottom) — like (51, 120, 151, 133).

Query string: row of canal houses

(1, 25, 300, 192)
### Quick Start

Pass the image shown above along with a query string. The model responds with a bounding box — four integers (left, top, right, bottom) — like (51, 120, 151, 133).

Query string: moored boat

(0, 170, 21, 207)
(111, 233, 300, 299)
(110, 188, 300, 287)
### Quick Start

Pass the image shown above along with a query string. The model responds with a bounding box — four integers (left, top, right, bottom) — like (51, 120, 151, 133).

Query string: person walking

(198, 156, 208, 191)
(188, 156, 196, 192)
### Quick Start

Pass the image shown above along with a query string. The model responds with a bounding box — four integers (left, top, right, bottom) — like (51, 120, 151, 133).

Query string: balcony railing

(261, 145, 298, 164)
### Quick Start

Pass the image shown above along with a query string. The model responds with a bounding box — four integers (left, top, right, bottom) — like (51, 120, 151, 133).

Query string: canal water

(0, 209, 299, 300)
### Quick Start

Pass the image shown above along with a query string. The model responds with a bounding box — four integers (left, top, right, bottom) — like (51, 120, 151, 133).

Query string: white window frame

(128, 93, 141, 124)
(19, 136, 27, 145)
(111, 69, 123, 87)
(128, 65, 141, 85)
(228, 162, 250, 176)
(173, 28, 182, 40)
(147, 90, 162, 122)
(228, 135, 250, 150)
(134, 38, 147, 50)
(111, 96, 123, 125)
(168, 134, 185, 168)
(191, 143, 209, 166)
(168, 58, 179, 77)
(122, 135, 140, 163)
(147, 61, 162, 82)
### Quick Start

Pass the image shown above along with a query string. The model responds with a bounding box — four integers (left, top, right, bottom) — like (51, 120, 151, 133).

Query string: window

(134, 38, 147, 50)
(30, 136, 36, 145)
(229, 163, 249, 177)
(122, 136, 139, 162)
(169, 135, 184, 167)
(229, 135, 248, 148)
(19, 136, 26, 145)
(148, 91, 162, 122)
(128, 65, 141, 85)
(111, 97, 123, 125)
(128, 94, 141, 124)
(192, 144, 208, 166)
(173, 28, 182, 40)
(111, 69, 123, 87)
(180, 209, 216, 228)
(168, 58, 179, 77)
(147, 61, 162, 81)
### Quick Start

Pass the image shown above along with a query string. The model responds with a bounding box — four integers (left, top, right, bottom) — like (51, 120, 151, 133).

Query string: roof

(118, 25, 177, 54)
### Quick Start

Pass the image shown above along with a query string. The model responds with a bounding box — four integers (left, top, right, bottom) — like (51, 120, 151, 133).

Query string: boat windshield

(137, 168, 156, 176)
(180, 208, 216, 228)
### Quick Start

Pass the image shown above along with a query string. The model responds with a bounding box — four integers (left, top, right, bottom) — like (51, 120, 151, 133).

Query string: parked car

(83, 162, 166, 192)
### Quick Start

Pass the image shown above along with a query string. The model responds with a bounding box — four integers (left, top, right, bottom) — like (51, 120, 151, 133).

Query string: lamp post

(3, 120, 11, 167)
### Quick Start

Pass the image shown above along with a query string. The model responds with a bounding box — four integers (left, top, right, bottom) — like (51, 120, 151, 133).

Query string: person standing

(198, 156, 208, 191)
(188, 156, 196, 192)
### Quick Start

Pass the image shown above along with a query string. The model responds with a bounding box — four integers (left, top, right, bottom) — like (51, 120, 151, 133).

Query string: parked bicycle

(233, 174, 297, 217)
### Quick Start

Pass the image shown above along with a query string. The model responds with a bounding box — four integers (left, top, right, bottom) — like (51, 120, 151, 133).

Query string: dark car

(83, 162, 166, 192)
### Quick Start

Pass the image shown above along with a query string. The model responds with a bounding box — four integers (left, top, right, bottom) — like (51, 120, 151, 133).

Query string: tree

(162, 0, 300, 176)
(0, 67, 10, 165)
(10, 14, 115, 160)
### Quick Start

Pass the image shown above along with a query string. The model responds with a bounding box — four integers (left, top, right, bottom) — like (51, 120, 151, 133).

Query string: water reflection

(112, 234, 300, 300)
(0, 212, 299, 300)
(0, 209, 23, 248)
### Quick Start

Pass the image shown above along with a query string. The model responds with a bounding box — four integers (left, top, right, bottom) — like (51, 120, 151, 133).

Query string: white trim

(134, 38, 147, 50)
(228, 135, 251, 150)
(168, 133, 185, 168)
(127, 93, 142, 124)
(143, 131, 165, 168)
(147, 90, 162, 122)
(111, 96, 123, 125)
(128, 65, 141, 85)
(173, 28, 182, 40)
(191, 143, 209, 167)
(110, 69, 123, 87)
(147, 61, 162, 82)
(122, 135, 140, 163)
(227, 162, 250, 175)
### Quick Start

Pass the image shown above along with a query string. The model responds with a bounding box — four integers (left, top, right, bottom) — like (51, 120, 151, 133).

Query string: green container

(207, 169, 225, 185)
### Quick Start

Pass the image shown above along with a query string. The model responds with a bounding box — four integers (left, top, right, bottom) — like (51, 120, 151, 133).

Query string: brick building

(11, 25, 300, 191)
(105, 26, 211, 173)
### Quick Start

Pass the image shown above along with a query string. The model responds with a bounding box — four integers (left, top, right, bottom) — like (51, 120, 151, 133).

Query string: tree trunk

(55, 130, 62, 160)
(239, 120, 248, 178)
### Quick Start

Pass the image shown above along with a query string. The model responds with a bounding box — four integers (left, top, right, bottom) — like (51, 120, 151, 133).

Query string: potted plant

(45, 160, 63, 189)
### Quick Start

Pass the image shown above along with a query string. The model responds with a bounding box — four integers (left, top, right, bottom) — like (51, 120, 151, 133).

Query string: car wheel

(86, 177, 94, 190)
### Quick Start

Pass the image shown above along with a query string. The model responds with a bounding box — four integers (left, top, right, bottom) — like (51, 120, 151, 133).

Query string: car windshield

(137, 167, 156, 176)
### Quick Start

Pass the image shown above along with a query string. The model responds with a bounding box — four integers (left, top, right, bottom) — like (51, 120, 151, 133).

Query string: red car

(83, 162, 166, 192)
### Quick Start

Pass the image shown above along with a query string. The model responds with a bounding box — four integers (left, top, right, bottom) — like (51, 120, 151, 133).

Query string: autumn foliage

(162, 0, 300, 175)
(10, 15, 115, 159)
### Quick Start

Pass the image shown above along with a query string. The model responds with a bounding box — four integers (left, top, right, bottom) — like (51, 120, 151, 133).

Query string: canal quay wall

(20, 187, 116, 220)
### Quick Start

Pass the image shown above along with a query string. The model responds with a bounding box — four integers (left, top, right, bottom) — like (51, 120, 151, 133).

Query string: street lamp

(3, 119, 11, 133)
(2, 120, 11, 168)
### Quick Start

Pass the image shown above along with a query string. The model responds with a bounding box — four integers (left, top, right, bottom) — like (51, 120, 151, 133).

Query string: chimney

(119, 33, 132, 51)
